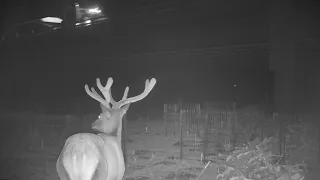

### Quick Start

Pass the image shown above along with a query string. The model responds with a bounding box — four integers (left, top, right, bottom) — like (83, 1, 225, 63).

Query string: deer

(56, 77, 157, 180)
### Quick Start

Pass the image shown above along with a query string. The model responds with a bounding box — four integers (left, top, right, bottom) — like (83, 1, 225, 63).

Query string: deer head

(84, 77, 157, 135)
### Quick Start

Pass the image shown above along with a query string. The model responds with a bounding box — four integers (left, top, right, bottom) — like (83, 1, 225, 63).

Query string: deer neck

(115, 116, 123, 146)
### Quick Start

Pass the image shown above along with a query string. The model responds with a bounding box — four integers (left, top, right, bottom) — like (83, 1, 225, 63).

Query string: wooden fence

(163, 102, 237, 162)
(163, 102, 320, 166)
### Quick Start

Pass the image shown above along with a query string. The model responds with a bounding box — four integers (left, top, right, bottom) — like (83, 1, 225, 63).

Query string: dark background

(0, 0, 276, 116)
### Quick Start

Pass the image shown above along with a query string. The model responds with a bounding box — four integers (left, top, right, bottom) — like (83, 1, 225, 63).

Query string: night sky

(0, 0, 272, 115)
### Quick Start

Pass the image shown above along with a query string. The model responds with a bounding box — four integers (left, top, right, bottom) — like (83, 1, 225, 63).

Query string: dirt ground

(0, 114, 319, 180)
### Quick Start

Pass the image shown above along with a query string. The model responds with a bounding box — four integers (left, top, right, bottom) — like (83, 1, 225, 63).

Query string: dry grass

(0, 109, 319, 180)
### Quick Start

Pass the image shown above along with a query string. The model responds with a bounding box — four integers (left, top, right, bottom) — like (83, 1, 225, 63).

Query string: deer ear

(121, 104, 131, 115)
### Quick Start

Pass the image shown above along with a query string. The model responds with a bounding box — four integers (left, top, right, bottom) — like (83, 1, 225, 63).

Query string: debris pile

(284, 121, 318, 167)
(216, 137, 306, 180)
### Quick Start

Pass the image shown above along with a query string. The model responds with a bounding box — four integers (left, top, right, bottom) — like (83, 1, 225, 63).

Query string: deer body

(56, 77, 156, 180)
(56, 133, 124, 180)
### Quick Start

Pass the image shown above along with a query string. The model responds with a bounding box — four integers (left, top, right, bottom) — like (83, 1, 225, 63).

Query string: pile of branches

(216, 137, 306, 180)
(284, 121, 318, 167)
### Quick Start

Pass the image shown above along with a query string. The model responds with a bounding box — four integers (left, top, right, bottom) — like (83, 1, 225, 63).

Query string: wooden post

(173, 112, 176, 139)
(208, 113, 211, 132)
(179, 109, 184, 160)
(283, 123, 287, 164)
(225, 111, 227, 132)
(202, 113, 209, 163)
(278, 112, 284, 164)
(233, 102, 237, 146)
(164, 104, 167, 137)
(220, 111, 223, 130)
(191, 105, 194, 132)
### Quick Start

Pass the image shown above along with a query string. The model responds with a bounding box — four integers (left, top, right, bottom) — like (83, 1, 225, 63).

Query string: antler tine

(85, 84, 110, 108)
(122, 87, 129, 100)
(108, 88, 116, 104)
(85, 77, 117, 108)
(99, 77, 117, 105)
(96, 78, 112, 102)
(114, 78, 156, 108)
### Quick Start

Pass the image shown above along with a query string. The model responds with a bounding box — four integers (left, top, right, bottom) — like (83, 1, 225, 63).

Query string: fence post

(233, 102, 237, 148)
(202, 113, 209, 163)
(278, 112, 284, 164)
(180, 109, 184, 160)
(164, 104, 167, 137)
